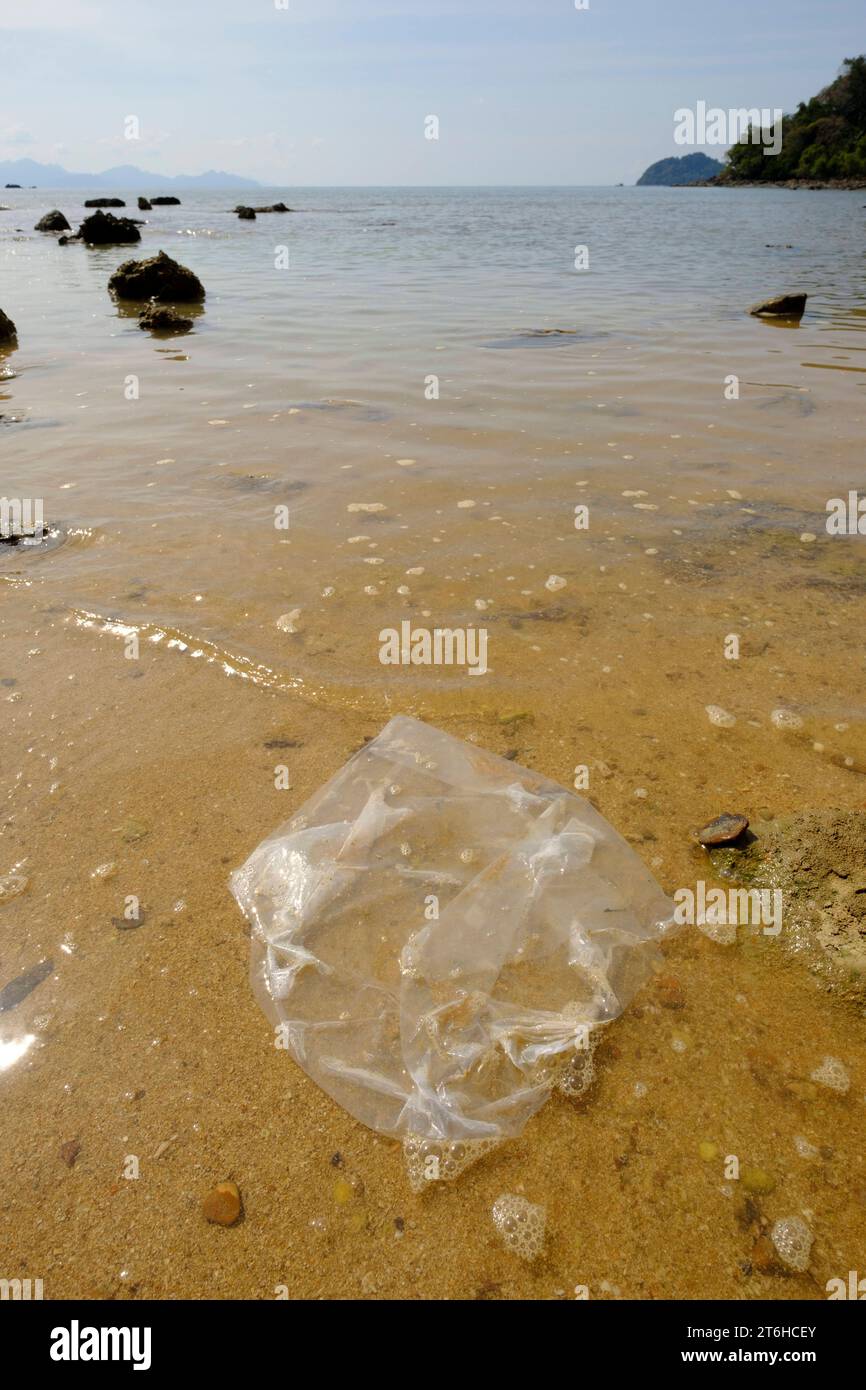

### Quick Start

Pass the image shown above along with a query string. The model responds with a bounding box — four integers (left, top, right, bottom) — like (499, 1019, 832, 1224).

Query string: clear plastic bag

(230, 716, 675, 1185)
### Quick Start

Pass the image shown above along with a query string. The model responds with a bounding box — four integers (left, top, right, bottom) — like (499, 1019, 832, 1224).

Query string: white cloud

(0, 0, 104, 30)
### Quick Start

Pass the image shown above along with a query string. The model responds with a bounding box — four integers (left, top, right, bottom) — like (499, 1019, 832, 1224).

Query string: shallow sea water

(0, 186, 864, 1299)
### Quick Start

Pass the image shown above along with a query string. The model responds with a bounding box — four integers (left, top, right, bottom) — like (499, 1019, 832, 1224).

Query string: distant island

(723, 55, 866, 182)
(636, 153, 724, 185)
(0, 158, 262, 190)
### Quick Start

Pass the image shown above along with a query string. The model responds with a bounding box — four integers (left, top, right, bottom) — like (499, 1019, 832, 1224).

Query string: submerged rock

(749, 292, 808, 318)
(0, 307, 17, 344)
(138, 303, 193, 334)
(137, 196, 152, 211)
(236, 206, 256, 219)
(84, 197, 126, 208)
(150, 195, 181, 205)
(73, 210, 141, 245)
(60, 1139, 81, 1168)
(203, 1180, 242, 1226)
(35, 209, 70, 232)
(108, 249, 205, 302)
(696, 813, 749, 846)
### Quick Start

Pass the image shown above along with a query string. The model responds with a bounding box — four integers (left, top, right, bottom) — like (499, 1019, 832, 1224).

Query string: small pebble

(276, 609, 302, 633)
(545, 574, 567, 592)
(60, 1139, 81, 1168)
(742, 1166, 776, 1195)
(203, 1180, 242, 1226)
(751, 1234, 779, 1273)
(705, 705, 736, 728)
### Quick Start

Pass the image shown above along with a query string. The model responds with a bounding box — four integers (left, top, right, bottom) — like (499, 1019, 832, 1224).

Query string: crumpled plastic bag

(230, 715, 675, 1187)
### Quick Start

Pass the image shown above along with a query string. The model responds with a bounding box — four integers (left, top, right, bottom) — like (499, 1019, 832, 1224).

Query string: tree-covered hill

(724, 55, 866, 181)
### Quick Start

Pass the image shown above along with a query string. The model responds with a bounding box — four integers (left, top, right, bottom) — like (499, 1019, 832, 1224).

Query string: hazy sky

(1, 0, 863, 184)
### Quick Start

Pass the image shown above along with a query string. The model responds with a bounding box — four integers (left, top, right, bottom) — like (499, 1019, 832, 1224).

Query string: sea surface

(1, 186, 864, 1300)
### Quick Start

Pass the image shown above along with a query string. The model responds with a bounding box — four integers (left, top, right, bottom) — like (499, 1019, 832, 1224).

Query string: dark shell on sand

(696, 813, 750, 846)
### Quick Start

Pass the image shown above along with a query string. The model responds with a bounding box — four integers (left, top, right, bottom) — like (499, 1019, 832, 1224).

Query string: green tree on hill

(724, 56, 866, 181)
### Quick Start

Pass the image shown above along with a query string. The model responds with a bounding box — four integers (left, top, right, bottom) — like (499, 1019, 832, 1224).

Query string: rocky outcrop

(35, 210, 71, 232)
(138, 304, 193, 333)
(150, 196, 181, 205)
(69, 210, 142, 245)
(706, 810, 866, 1004)
(108, 249, 205, 302)
(234, 202, 291, 213)
(0, 308, 17, 345)
(137, 196, 152, 211)
(84, 197, 126, 208)
(749, 292, 808, 318)
(237, 206, 256, 219)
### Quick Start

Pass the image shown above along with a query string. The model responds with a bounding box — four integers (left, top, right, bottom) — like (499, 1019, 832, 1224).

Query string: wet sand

(1, 187, 865, 1299)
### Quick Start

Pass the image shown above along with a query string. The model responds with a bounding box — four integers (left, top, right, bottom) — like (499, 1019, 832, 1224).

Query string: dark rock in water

(108, 249, 205, 302)
(150, 196, 181, 205)
(74, 210, 141, 245)
(0, 957, 53, 1013)
(0, 307, 17, 344)
(35, 209, 70, 232)
(234, 202, 291, 213)
(237, 206, 256, 219)
(138, 303, 193, 334)
(5, 183, 21, 188)
(84, 197, 126, 208)
(696, 812, 750, 846)
(749, 292, 807, 318)
(137, 196, 152, 211)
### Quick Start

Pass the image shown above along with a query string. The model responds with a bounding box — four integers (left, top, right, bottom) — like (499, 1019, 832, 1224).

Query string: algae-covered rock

(108, 249, 205, 302)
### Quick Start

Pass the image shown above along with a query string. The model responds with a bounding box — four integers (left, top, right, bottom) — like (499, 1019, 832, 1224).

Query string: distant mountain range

(0, 158, 262, 190)
(636, 153, 725, 185)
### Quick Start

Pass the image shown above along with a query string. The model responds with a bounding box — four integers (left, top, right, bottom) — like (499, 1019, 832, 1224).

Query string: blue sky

(1, 0, 863, 183)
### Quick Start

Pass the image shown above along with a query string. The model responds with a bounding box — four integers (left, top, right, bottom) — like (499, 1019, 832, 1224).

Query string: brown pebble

(203, 1180, 242, 1226)
(60, 1139, 81, 1168)
(655, 974, 686, 1009)
(751, 1235, 780, 1274)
